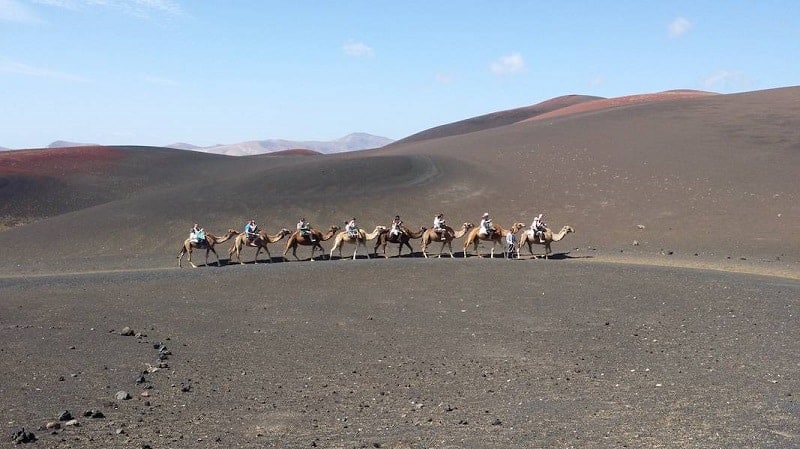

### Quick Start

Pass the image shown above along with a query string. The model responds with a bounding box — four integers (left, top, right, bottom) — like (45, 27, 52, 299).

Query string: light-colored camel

(282, 225, 340, 261)
(463, 222, 526, 258)
(420, 222, 474, 258)
(177, 229, 239, 268)
(329, 225, 386, 260)
(518, 225, 575, 259)
(373, 226, 427, 258)
(229, 228, 292, 264)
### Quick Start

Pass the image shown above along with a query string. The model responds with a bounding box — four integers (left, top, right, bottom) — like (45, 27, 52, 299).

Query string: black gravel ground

(2, 258, 798, 448)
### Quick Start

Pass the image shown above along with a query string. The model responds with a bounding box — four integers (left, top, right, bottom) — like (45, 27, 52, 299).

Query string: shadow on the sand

(521, 252, 593, 260)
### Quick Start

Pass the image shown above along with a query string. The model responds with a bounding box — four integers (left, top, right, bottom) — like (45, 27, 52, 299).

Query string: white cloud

(700, 70, 752, 90)
(32, 0, 183, 18)
(0, 60, 89, 82)
(434, 72, 455, 84)
(0, 0, 42, 23)
(588, 74, 605, 87)
(142, 74, 180, 86)
(668, 16, 692, 38)
(342, 41, 374, 57)
(490, 52, 526, 75)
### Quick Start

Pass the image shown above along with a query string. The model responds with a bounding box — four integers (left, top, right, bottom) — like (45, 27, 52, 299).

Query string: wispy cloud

(700, 70, 752, 90)
(434, 72, 455, 84)
(342, 41, 374, 57)
(142, 74, 180, 87)
(0, 59, 89, 82)
(0, 0, 43, 23)
(588, 74, 605, 87)
(490, 52, 526, 75)
(668, 16, 692, 38)
(32, 0, 183, 18)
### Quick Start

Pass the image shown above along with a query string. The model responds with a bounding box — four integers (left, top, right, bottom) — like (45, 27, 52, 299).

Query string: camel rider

(346, 218, 359, 238)
(189, 224, 202, 244)
(390, 215, 404, 240)
(433, 213, 446, 240)
(531, 214, 546, 242)
(297, 218, 315, 242)
(479, 212, 494, 236)
(245, 219, 259, 247)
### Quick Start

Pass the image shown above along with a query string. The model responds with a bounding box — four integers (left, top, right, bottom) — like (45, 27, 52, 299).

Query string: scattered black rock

(57, 410, 72, 421)
(491, 418, 502, 426)
(11, 428, 36, 444)
(136, 375, 146, 384)
(120, 326, 135, 336)
(83, 409, 104, 419)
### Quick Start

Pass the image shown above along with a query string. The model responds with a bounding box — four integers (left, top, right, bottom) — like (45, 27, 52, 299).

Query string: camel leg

(187, 249, 198, 268)
(209, 247, 221, 267)
(177, 248, 185, 268)
(229, 241, 241, 264)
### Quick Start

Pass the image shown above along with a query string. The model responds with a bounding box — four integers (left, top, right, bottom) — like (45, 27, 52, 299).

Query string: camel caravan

(177, 213, 574, 267)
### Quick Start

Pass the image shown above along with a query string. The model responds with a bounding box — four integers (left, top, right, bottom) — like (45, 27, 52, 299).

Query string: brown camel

(229, 228, 292, 264)
(518, 225, 575, 259)
(373, 226, 427, 258)
(282, 225, 340, 261)
(420, 222, 474, 258)
(177, 229, 239, 268)
(329, 225, 386, 260)
(463, 222, 526, 258)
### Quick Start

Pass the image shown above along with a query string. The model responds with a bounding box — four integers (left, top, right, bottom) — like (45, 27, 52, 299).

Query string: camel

(463, 222, 526, 258)
(177, 229, 239, 268)
(420, 222, 474, 258)
(518, 225, 575, 259)
(373, 226, 427, 258)
(229, 228, 292, 264)
(282, 225, 340, 261)
(329, 225, 386, 260)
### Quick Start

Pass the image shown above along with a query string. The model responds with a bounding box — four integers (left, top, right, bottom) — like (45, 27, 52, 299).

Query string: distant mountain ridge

(0, 133, 393, 154)
(167, 133, 394, 156)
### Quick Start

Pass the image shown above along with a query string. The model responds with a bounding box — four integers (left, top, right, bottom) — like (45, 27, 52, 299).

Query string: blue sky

(1, 1, 798, 149)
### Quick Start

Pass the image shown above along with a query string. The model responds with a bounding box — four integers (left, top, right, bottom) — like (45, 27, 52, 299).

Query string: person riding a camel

(479, 212, 494, 237)
(297, 218, 315, 242)
(189, 223, 204, 244)
(390, 215, 404, 240)
(244, 219, 259, 247)
(531, 214, 546, 242)
(433, 213, 446, 240)
(346, 218, 359, 238)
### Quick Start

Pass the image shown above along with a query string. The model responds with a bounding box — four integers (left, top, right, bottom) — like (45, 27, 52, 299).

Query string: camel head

(329, 225, 341, 233)
(564, 226, 575, 234)
(463, 222, 474, 230)
(225, 229, 240, 237)
(510, 222, 526, 233)
(280, 228, 292, 237)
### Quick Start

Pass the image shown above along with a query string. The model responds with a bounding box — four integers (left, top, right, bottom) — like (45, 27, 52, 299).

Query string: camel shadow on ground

(517, 252, 593, 261)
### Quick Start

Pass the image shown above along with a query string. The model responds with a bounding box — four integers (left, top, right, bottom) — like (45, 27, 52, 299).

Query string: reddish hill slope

(394, 94, 602, 145)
